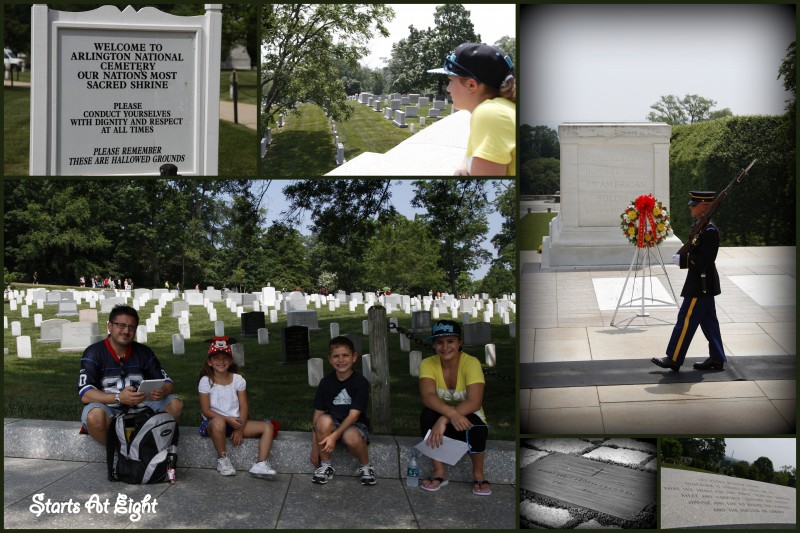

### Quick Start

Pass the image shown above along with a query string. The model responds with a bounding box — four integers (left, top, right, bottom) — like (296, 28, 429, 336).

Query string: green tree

(411, 180, 491, 293)
(221, 4, 258, 68)
(261, 223, 312, 291)
(428, 4, 481, 96)
(387, 4, 480, 96)
(282, 179, 396, 291)
(647, 94, 731, 125)
(751, 456, 775, 483)
(733, 460, 752, 479)
(261, 4, 394, 127)
(679, 438, 726, 466)
(661, 438, 683, 464)
(477, 180, 515, 297)
(362, 215, 444, 295)
(521, 158, 560, 196)
(520, 124, 559, 161)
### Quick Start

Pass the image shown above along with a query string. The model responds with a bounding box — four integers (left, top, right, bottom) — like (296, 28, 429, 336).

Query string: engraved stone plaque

(661, 467, 796, 529)
(521, 453, 655, 520)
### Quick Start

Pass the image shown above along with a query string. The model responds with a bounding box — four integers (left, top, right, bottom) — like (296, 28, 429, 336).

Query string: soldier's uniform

(652, 191, 727, 371)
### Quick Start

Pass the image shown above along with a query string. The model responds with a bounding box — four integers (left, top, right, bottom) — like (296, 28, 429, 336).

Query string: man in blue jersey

(79, 305, 182, 444)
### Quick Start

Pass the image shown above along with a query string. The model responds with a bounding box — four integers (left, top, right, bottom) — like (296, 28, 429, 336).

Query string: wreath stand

(610, 236, 679, 329)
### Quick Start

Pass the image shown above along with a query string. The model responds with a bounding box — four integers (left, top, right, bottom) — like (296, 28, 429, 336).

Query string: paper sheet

(414, 430, 469, 466)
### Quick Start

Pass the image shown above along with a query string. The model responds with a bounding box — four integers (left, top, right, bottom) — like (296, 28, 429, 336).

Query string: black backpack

(106, 407, 179, 484)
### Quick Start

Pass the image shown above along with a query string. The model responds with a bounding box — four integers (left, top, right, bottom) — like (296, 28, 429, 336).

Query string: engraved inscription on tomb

(577, 146, 654, 227)
(521, 454, 655, 521)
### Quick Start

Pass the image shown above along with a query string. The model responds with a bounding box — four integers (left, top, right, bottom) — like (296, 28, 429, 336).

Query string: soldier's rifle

(677, 159, 757, 255)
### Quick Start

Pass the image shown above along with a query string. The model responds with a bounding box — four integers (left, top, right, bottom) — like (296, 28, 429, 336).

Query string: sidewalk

(4, 419, 516, 529)
(219, 100, 258, 131)
(520, 244, 796, 434)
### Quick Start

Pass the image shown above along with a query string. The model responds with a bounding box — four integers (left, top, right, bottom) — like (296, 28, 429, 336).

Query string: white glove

(671, 254, 681, 266)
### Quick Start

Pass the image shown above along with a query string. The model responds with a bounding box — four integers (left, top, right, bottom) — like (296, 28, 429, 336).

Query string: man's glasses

(110, 322, 137, 331)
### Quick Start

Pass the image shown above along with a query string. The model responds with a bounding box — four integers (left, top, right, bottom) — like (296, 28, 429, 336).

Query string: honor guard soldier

(651, 191, 727, 371)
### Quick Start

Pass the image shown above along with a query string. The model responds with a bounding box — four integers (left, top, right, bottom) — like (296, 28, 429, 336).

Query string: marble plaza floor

(520, 246, 796, 434)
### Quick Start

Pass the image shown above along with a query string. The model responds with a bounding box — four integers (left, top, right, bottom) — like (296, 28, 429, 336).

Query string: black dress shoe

(693, 358, 724, 370)
(651, 357, 680, 371)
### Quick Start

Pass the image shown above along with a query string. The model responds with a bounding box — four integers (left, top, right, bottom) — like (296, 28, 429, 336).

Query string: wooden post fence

(367, 305, 391, 434)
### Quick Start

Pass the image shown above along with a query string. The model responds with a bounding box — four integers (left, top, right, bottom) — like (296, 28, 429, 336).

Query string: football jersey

(78, 338, 172, 398)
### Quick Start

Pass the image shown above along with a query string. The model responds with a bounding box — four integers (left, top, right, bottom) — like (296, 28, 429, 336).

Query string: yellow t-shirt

(419, 352, 486, 423)
(467, 97, 516, 176)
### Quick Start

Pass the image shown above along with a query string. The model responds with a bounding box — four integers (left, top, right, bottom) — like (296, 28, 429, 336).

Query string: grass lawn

(219, 69, 258, 106)
(262, 104, 336, 177)
(263, 100, 455, 177)
(3, 85, 255, 176)
(519, 211, 558, 251)
(4, 285, 516, 440)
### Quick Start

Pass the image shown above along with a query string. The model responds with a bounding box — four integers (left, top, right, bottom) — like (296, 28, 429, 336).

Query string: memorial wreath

(620, 194, 671, 248)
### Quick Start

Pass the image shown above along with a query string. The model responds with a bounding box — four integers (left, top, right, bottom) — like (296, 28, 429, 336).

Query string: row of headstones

(260, 127, 272, 158)
(328, 116, 345, 166)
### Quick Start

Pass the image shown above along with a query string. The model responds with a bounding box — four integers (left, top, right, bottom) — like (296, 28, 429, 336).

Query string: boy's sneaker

(357, 465, 377, 486)
(312, 464, 335, 484)
(249, 460, 277, 478)
(217, 454, 235, 476)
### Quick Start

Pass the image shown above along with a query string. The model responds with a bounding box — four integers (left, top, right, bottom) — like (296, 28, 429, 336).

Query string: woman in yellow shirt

(418, 320, 491, 495)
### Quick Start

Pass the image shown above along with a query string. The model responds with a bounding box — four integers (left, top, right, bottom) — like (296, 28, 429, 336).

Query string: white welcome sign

(30, 4, 221, 176)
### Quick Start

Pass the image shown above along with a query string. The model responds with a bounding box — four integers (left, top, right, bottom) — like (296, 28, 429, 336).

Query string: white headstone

(136, 325, 148, 344)
(34, 313, 43, 327)
(308, 357, 324, 386)
(58, 322, 99, 352)
(214, 321, 225, 336)
(409, 350, 422, 377)
(179, 321, 191, 339)
(270, 309, 278, 323)
(17, 336, 32, 359)
(362, 319, 369, 336)
(330, 322, 340, 339)
(399, 332, 410, 352)
(231, 343, 244, 367)
(21, 305, 29, 318)
(172, 334, 185, 355)
(258, 328, 269, 345)
(361, 353, 372, 381)
(11, 321, 22, 337)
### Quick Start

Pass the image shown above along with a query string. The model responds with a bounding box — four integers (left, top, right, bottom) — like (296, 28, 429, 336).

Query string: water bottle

(166, 452, 177, 484)
(406, 451, 419, 488)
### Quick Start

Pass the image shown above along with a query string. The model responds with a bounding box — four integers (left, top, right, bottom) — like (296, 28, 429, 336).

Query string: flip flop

(420, 477, 449, 492)
(473, 480, 492, 496)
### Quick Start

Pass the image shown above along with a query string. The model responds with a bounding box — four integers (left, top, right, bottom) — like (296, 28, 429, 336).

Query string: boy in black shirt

(310, 336, 375, 486)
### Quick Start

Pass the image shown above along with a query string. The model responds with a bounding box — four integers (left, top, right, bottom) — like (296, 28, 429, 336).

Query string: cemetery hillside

(3, 179, 516, 440)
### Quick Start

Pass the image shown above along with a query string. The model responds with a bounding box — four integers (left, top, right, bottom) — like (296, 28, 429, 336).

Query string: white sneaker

(249, 460, 277, 478)
(217, 454, 236, 476)
(312, 464, 335, 484)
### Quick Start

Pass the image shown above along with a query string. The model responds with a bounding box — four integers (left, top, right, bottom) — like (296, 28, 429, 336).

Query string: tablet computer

(137, 379, 166, 395)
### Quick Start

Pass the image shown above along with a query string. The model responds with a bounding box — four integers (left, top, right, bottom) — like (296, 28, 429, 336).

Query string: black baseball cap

(427, 43, 514, 91)
(428, 320, 462, 340)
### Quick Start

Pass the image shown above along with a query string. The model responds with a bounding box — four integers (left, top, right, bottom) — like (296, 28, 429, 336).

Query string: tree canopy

(261, 4, 394, 126)
(4, 179, 505, 297)
(647, 94, 732, 125)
